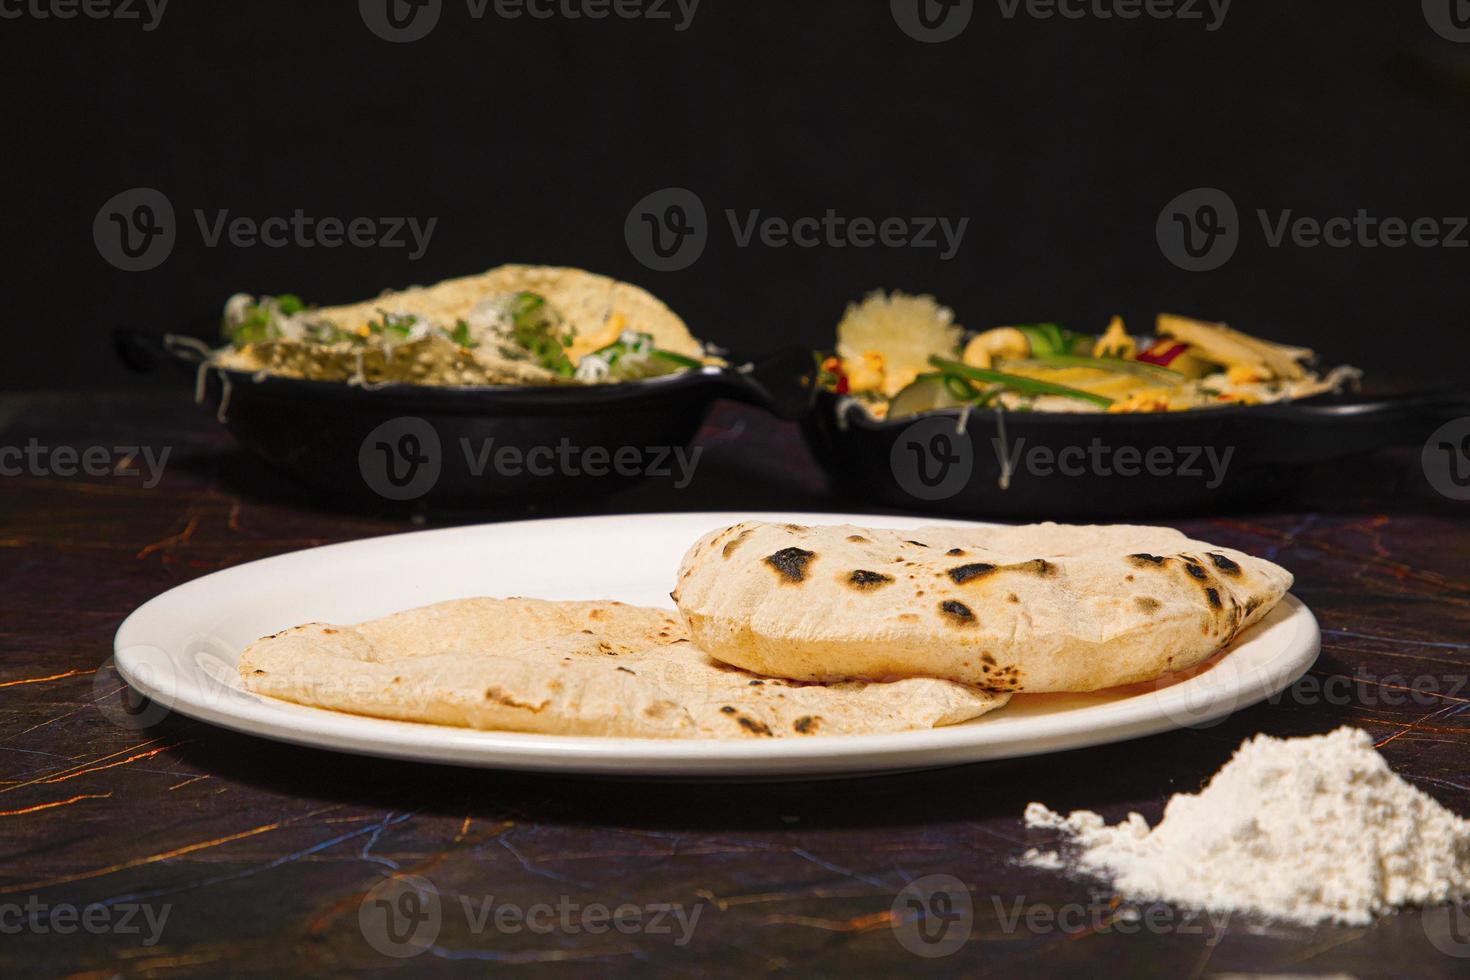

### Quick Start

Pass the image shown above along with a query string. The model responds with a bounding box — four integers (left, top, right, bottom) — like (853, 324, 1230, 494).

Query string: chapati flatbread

(673, 522, 1293, 693)
(238, 598, 1008, 738)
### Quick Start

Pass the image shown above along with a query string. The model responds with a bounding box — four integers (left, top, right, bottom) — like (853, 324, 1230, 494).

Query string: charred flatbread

(673, 522, 1293, 693)
(238, 598, 1009, 738)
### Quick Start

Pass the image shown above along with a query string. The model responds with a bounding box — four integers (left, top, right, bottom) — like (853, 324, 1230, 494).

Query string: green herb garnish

(929, 357, 1114, 408)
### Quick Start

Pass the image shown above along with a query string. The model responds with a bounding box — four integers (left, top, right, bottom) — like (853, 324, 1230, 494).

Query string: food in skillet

(211, 265, 710, 387)
(816, 292, 1360, 417)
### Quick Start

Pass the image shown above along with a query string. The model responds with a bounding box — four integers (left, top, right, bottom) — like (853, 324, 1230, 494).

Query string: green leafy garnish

(507, 292, 575, 376)
(447, 319, 478, 349)
(366, 310, 418, 342)
(929, 357, 1114, 407)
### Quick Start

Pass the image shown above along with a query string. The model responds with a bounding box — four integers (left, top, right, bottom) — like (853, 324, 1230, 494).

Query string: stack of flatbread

(239, 522, 1292, 738)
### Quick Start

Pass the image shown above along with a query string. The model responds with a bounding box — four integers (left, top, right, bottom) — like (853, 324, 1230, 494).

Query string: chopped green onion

(929, 357, 1114, 407)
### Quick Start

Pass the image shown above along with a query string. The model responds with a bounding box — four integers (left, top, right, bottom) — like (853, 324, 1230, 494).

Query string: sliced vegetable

(1136, 341, 1191, 368)
(1005, 355, 1186, 385)
(578, 331, 690, 382)
(929, 357, 1114, 408)
(889, 372, 988, 419)
(1015, 323, 1087, 358)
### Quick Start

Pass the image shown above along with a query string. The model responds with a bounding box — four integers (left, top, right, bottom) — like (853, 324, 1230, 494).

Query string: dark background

(7, 0, 1470, 391)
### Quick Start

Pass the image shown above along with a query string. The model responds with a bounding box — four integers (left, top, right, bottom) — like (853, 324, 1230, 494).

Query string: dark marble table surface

(1, 390, 1467, 978)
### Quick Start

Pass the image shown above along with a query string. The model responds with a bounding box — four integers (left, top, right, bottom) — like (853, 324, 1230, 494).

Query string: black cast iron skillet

(116, 324, 811, 512)
(802, 381, 1470, 517)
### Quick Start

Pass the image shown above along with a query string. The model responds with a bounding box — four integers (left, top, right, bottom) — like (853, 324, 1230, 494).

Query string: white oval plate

(113, 512, 1319, 777)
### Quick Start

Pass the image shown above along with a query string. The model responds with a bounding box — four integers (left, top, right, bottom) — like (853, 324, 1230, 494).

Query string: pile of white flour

(1023, 727, 1470, 925)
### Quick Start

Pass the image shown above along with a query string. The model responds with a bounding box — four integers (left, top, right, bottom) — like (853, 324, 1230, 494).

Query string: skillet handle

(114, 319, 218, 376)
(1254, 387, 1470, 451)
(712, 347, 817, 422)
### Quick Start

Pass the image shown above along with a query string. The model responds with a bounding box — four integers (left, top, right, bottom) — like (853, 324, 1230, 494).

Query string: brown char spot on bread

(847, 534, 869, 543)
(940, 600, 976, 625)
(946, 548, 966, 556)
(720, 705, 736, 714)
(1182, 561, 1209, 581)
(749, 680, 764, 686)
(793, 715, 820, 734)
(848, 570, 895, 590)
(1205, 587, 1223, 609)
(1128, 554, 1167, 566)
(1135, 596, 1162, 614)
(904, 540, 929, 548)
(737, 715, 774, 736)
(948, 563, 997, 585)
(783, 524, 805, 532)
(1007, 593, 1019, 603)
(722, 528, 754, 559)
(483, 687, 547, 712)
(615, 666, 635, 674)
(1209, 553, 1243, 576)
(765, 547, 815, 583)
(1018, 559, 1055, 576)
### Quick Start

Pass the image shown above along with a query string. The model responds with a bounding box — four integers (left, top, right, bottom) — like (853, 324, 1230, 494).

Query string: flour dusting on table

(1023, 727, 1470, 925)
